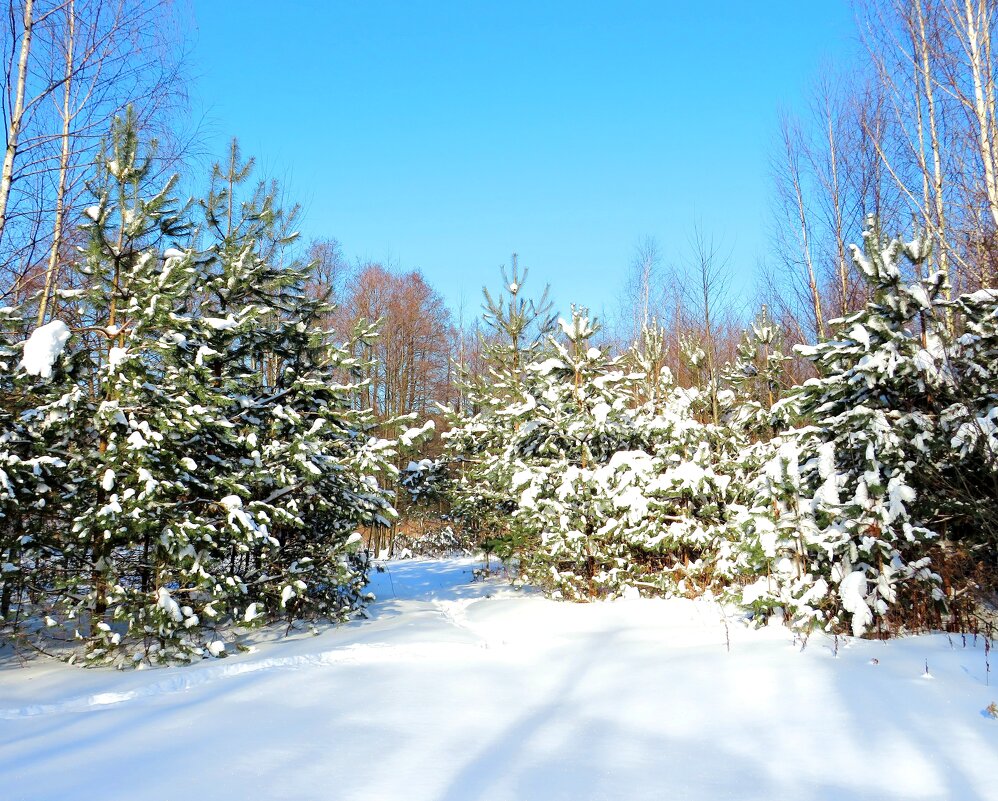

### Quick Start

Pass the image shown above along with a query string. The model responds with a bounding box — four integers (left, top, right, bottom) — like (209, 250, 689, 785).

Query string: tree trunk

(0, 0, 35, 245)
(38, 0, 76, 327)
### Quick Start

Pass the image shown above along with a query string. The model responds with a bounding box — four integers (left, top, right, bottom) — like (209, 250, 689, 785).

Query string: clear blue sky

(189, 1, 857, 324)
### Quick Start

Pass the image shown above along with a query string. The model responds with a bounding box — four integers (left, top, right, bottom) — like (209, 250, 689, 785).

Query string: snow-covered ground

(1, 557, 996, 801)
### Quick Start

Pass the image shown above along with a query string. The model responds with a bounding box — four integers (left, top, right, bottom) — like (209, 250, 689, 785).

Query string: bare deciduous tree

(1, 0, 189, 308)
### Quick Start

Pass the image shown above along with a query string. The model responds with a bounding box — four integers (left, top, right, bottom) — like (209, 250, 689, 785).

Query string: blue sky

(189, 1, 857, 324)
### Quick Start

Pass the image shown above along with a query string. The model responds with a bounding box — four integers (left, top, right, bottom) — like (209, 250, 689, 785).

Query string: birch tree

(0, 0, 187, 307)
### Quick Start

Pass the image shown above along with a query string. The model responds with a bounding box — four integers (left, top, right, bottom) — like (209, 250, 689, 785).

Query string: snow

(532, 357, 565, 375)
(162, 247, 184, 260)
(848, 322, 870, 350)
(204, 315, 238, 330)
(207, 641, 225, 658)
(20, 320, 71, 379)
(399, 419, 435, 447)
(964, 288, 998, 304)
(838, 571, 873, 637)
(155, 588, 183, 624)
(0, 558, 995, 801)
(107, 346, 127, 370)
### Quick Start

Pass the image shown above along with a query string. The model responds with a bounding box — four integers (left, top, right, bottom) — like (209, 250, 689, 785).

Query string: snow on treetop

(559, 314, 595, 342)
(20, 320, 71, 379)
(530, 357, 565, 375)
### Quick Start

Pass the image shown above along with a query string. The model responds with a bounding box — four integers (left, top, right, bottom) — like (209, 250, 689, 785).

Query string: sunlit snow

(0, 558, 994, 801)
(20, 320, 71, 379)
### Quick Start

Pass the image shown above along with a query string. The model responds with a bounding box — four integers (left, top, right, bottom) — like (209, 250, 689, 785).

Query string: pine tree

(736, 217, 946, 636)
(1, 123, 419, 665)
(931, 286, 998, 574)
(0, 305, 70, 624)
(189, 139, 407, 630)
(466, 311, 748, 599)
(444, 263, 556, 553)
(55, 109, 221, 663)
(722, 305, 790, 436)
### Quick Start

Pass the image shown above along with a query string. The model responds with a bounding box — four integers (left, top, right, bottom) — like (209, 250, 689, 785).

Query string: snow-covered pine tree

(50, 109, 227, 664)
(480, 312, 748, 599)
(737, 217, 946, 636)
(443, 264, 556, 554)
(621, 323, 753, 597)
(931, 286, 998, 582)
(722, 305, 791, 436)
(496, 309, 646, 597)
(0, 306, 72, 625)
(189, 139, 405, 627)
(0, 306, 22, 623)
(2, 122, 416, 666)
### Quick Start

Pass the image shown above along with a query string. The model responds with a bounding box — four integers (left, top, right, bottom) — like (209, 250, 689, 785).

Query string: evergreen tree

(0, 122, 419, 665)
(722, 305, 790, 436)
(736, 217, 945, 636)
(191, 139, 404, 627)
(931, 286, 998, 571)
(444, 263, 556, 552)
(466, 311, 748, 599)
(480, 254, 557, 388)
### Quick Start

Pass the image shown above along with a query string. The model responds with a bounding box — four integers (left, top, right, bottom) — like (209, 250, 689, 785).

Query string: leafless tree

(772, 111, 827, 340)
(617, 235, 663, 350)
(684, 224, 732, 424)
(334, 262, 455, 439)
(1, 0, 189, 308)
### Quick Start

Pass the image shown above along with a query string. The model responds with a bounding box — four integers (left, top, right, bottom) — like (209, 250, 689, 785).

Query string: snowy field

(1, 557, 996, 801)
